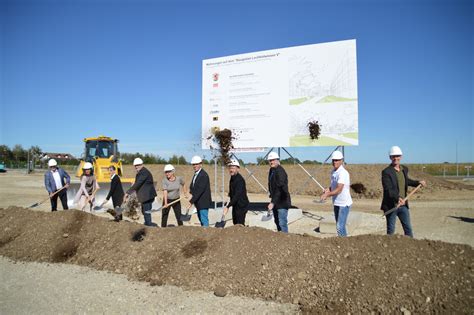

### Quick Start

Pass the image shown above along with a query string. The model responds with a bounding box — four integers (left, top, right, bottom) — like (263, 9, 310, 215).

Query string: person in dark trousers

(161, 164, 188, 227)
(188, 155, 212, 227)
(105, 165, 124, 221)
(381, 146, 426, 237)
(125, 158, 157, 227)
(223, 159, 249, 225)
(267, 152, 291, 233)
(44, 158, 70, 211)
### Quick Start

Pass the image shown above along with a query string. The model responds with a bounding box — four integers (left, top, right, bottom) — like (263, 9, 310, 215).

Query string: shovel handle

(35, 186, 67, 207)
(163, 198, 182, 208)
(382, 184, 423, 217)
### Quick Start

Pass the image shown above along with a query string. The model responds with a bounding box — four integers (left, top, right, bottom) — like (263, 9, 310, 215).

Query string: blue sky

(1, 0, 472, 163)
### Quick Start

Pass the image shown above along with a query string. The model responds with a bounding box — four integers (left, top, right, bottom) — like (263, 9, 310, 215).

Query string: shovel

(93, 199, 108, 211)
(382, 184, 422, 217)
(29, 186, 67, 208)
(261, 210, 273, 222)
(151, 198, 181, 213)
(214, 201, 229, 228)
(180, 205, 195, 222)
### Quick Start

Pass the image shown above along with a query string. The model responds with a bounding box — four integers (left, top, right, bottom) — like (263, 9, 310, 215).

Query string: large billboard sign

(202, 39, 358, 149)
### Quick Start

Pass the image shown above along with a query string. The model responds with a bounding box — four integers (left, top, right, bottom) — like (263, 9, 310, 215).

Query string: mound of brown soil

(1, 207, 471, 313)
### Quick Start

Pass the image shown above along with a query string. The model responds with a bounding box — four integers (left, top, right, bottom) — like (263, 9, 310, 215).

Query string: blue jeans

(273, 208, 288, 233)
(197, 209, 209, 227)
(334, 205, 350, 237)
(141, 201, 154, 227)
(386, 205, 413, 237)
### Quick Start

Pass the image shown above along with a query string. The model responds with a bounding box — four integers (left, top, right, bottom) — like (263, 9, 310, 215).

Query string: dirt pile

(1, 207, 472, 313)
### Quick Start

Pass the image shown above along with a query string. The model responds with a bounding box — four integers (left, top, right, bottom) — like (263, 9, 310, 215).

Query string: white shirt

(51, 170, 63, 190)
(110, 173, 116, 180)
(330, 165, 352, 207)
(192, 168, 202, 186)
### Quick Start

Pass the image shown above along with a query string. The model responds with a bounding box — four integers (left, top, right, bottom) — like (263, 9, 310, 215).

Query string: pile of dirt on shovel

(0, 207, 472, 313)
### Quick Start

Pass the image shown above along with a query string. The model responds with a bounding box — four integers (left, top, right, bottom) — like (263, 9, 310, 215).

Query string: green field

(342, 132, 358, 139)
(316, 95, 357, 103)
(289, 97, 312, 105)
(289, 135, 352, 146)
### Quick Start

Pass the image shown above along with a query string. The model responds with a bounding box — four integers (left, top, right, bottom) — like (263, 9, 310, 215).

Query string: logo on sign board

(212, 73, 219, 81)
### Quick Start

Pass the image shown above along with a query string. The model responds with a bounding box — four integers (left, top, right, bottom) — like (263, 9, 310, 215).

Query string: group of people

(43, 145, 426, 236)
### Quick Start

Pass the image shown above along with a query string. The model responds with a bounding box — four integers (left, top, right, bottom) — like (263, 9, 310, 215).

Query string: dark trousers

(50, 189, 68, 211)
(141, 200, 154, 226)
(113, 199, 123, 221)
(232, 207, 247, 225)
(161, 198, 183, 227)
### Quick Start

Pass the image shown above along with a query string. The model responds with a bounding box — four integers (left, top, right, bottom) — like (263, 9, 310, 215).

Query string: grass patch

(289, 97, 312, 105)
(316, 95, 357, 103)
(289, 135, 352, 146)
(342, 132, 358, 139)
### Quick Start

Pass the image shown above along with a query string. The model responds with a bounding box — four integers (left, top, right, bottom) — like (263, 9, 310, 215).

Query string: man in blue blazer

(188, 155, 212, 227)
(44, 159, 71, 211)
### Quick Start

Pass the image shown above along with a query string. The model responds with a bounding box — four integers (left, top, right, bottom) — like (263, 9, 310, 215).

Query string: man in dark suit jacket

(267, 152, 291, 233)
(105, 165, 125, 221)
(381, 146, 426, 237)
(224, 159, 249, 225)
(125, 158, 157, 226)
(188, 155, 212, 227)
(44, 159, 70, 211)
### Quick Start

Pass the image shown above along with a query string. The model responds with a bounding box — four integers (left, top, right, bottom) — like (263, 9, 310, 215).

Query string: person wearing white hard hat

(125, 157, 157, 227)
(320, 151, 352, 236)
(267, 152, 291, 233)
(188, 155, 212, 227)
(161, 164, 189, 227)
(74, 162, 100, 212)
(381, 146, 426, 237)
(44, 158, 71, 211)
(223, 159, 249, 225)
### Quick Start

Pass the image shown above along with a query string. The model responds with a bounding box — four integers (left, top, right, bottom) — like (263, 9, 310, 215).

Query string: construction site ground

(0, 168, 473, 313)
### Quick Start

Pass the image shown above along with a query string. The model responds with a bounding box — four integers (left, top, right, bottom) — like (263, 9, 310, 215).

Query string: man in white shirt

(320, 151, 352, 236)
(44, 159, 70, 211)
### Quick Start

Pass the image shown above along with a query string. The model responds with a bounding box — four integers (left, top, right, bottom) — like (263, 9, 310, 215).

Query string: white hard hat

(331, 151, 344, 160)
(48, 159, 57, 167)
(191, 155, 202, 164)
(267, 152, 280, 160)
(83, 162, 93, 170)
(228, 159, 240, 167)
(133, 157, 144, 166)
(164, 164, 175, 172)
(389, 146, 403, 156)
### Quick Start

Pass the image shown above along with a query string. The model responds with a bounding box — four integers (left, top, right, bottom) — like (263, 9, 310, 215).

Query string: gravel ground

(0, 256, 299, 314)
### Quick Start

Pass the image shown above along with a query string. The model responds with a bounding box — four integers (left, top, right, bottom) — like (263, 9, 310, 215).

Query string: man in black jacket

(224, 159, 249, 225)
(188, 155, 212, 227)
(125, 158, 157, 227)
(381, 146, 426, 237)
(105, 165, 124, 221)
(267, 152, 291, 233)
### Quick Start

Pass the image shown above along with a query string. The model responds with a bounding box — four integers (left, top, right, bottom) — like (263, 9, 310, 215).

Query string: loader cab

(84, 138, 119, 162)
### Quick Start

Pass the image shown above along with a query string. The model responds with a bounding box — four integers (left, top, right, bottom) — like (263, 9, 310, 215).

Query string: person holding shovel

(161, 164, 188, 227)
(125, 157, 157, 227)
(74, 162, 100, 212)
(320, 151, 352, 237)
(188, 155, 212, 227)
(223, 159, 249, 225)
(267, 152, 291, 233)
(104, 165, 124, 221)
(381, 146, 426, 237)
(44, 159, 70, 211)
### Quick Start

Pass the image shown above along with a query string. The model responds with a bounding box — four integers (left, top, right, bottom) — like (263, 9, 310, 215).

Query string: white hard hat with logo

(133, 157, 144, 166)
(191, 156, 202, 164)
(164, 164, 175, 172)
(228, 159, 240, 167)
(267, 152, 280, 160)
(83, 162, 93, 169)
(331, 151, 344, 160)
(48, 159, 58, 167)
(389, 146, 403, 156)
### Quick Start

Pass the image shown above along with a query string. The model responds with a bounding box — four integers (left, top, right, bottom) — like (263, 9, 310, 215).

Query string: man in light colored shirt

(320, 151, 352, 236)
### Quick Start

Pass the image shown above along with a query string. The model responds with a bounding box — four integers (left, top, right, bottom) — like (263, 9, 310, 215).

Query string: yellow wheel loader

(67, 136, 134, 208)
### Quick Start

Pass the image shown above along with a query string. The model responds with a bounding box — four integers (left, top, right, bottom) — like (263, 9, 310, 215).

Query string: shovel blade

(215, 221, 226, 228)
(181, 214, 192, 222)
(261, 213, 273, 222)
(29, 203, 40, 208)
